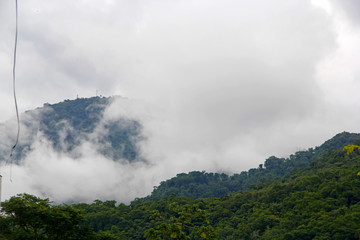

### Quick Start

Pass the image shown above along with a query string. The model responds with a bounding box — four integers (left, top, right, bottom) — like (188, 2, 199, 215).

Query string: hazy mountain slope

(73, 135, 360, 240)
(145, 132, 360, 200)
(0, 96, 142, 163)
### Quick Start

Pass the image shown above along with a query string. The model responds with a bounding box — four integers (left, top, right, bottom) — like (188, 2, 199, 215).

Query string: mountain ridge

(1, 96, 360, 203)
(0, 96, 142, 163)
(71, 132, 360, 239)
(144, 131, 360, 200)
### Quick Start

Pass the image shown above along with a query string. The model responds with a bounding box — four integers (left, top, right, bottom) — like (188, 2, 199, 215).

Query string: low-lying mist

(0, 96, 347, 204)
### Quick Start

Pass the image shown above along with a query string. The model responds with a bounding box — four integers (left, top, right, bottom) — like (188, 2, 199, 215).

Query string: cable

(9, 0, 19, 182)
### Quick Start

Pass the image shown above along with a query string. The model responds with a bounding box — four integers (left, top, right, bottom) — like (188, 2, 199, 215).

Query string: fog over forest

(1, 0, 360, 203)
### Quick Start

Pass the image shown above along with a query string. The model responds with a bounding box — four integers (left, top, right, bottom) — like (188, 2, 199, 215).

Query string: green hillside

(73, 136, 360, 239)
(2, 133, 360, 239)
(145, 132, 360, 200)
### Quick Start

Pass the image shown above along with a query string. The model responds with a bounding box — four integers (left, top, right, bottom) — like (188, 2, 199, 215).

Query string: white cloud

(2, 0, 360, 203)
(0, 138, 156, 203)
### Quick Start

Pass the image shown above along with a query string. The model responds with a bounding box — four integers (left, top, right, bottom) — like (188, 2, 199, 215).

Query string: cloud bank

(1, 0, 360, 203)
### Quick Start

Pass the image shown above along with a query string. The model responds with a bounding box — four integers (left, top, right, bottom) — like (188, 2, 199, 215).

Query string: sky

(1, 0, 360, 203)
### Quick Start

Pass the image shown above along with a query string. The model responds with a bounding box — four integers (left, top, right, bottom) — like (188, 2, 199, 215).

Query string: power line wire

(10, 0, 19, 182)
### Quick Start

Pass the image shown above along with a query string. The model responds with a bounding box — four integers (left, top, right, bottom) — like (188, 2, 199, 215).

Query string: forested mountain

(145, 132, 360, 200)
(0, 96, 142, 162)
(2, 97, 360, 239)
(3, 133, 360, 239)
(64, 136, 360, 239)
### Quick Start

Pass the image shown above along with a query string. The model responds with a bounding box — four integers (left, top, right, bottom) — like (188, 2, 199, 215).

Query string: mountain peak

(0, 96, 142, 162)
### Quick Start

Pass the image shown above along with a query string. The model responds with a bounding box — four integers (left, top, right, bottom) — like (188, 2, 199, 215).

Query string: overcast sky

(1, 0, 360, 203)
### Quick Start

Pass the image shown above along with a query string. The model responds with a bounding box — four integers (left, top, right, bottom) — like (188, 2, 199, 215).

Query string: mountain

(2, 96, 359, 203)
(5, 140, 360, 239)
(144, 132, 360, 200)
(2, 102, 360, 239)
(0, 96, 142, 163)
(69, 133, 360, 239)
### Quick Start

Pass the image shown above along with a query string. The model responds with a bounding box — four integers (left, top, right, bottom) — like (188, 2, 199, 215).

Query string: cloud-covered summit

(0, 96, 142, 163)
(1, 0, 360, 203)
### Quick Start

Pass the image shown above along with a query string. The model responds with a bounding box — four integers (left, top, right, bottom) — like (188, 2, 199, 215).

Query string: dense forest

(1, 132, 360, 239)
(145, 132, 360, 200)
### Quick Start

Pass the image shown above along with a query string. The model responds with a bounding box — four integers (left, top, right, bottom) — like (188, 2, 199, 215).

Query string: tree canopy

(2, 133, 360, 239)
(0, 193, 96, 240)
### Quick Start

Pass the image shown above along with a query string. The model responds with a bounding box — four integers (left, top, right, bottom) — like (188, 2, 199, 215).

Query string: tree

(145, 202, 216, 240)
(264, 156, 284, 170)
(0, 193, 95, 240)
(343, 144, 360, 155)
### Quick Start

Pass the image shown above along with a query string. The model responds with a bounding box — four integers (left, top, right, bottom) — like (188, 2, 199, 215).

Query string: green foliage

(96, 231, 118, 240)
(3, 133, 360, 240)
(145, 203, 216, 240)
(145, 132, 360, 200)
(70, 134, 360, 239)
(343, 144, 360, 155)
(0, 193, 96, 240)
